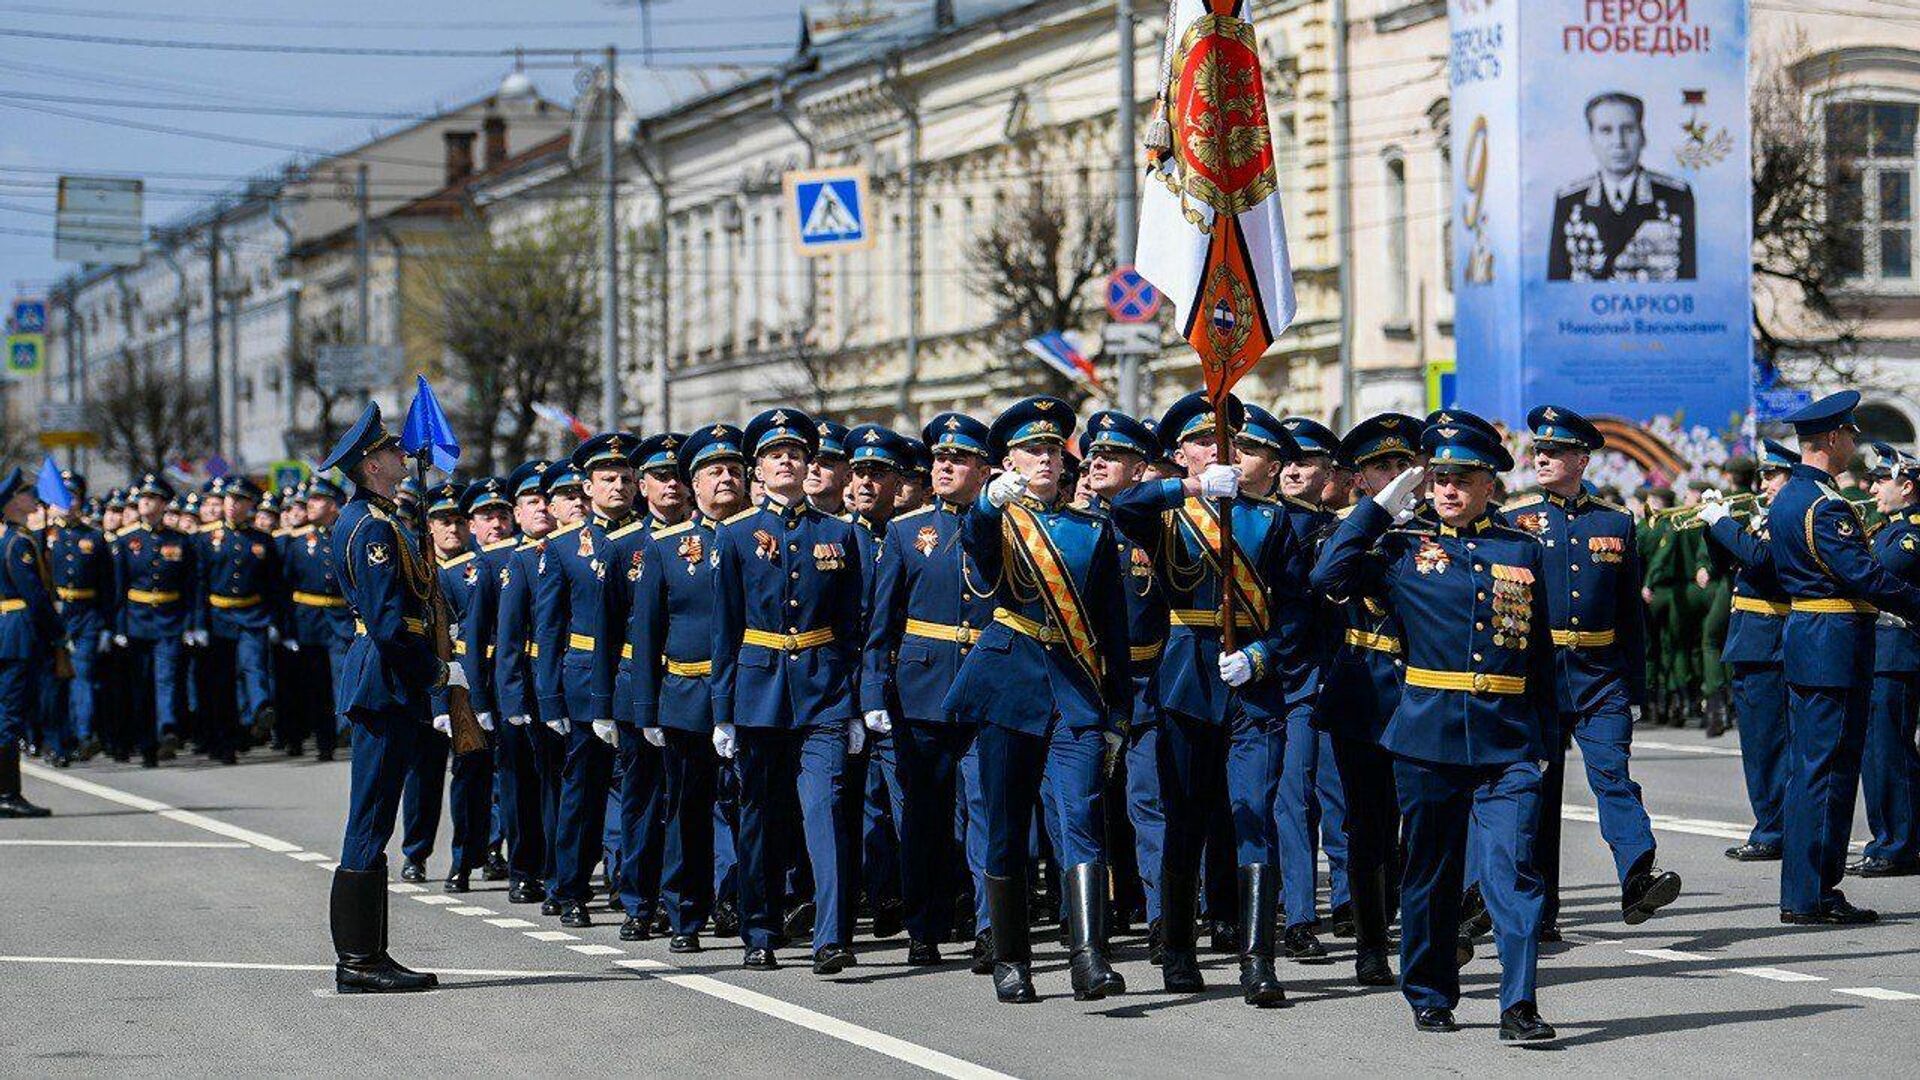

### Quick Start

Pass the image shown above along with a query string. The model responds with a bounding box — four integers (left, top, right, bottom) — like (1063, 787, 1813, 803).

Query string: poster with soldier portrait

(1448, 0, 1750, 431)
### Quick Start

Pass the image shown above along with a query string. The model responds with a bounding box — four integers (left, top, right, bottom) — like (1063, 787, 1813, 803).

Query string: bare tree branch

(965, 179, 1115, 405)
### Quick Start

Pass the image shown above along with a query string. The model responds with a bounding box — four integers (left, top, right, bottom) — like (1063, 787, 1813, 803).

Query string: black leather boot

(1159, 865, 1205, 993)
(1236, 864, 1286, 1007)
(332, 867, 436, 994)
(1351, 864, 1396, 987)
(0, 748, 50, 819)
(986, 873, 1036, 1003)
(1066, 863, 1125, 1001)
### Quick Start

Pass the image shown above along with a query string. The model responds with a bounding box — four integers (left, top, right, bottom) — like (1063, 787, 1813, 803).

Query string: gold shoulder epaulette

(894, 505, 936, 522)
(1589, 496, 1630, 515)
(549, 521, 583, 538)
(721, 507, 759, 526)
(607, 519, 648, 540)
(438, 551, 477, 570)
(516, 535, 544, 550)
(653, 520, 696, 539)
(1503, 492, 1546, 510)
(481, 537, 517, 552)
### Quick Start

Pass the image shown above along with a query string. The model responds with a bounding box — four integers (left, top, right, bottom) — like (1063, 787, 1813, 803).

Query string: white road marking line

(567, 944, 625, 956)
(1626, 948, 1712, 962)
(0, 955, 575, 977)
(20, 764, 300, 852)
(1834, 987, 1920, 1002)
(0, 839, 247, 848)
(447, 906, 495, 917)
(525, 930, 579, 942)
(1628, 739, 1744, 758)
(287, 851, 329, 862)
(1563, 931, 1619, 946)
(614, 958, 1018, 1080)
(485, 917, 538, 929)
(318, 863, 339, 871)
(1734, 967, 1828, 983)
(388, 883, 425, 894)
(1562, 802, 1869, 850)
(410, 895, 463, 906)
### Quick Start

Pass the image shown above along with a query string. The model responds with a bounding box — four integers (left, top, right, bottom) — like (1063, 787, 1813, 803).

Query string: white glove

(508, 713, 531, 727)
(475, 712, 494, 732)
(1373, 466, 1426, 525)
(444, 663, 469, 691)
(97, 630, 114, 652)
(113, 633, 128, 648)
(267, 625, 281, 645)
(1697, 500, 1730, 527)
(285, 640, 301, 653)
(847, 716, 866, 755)
(1219, 649, 1254, 687)
(864, 709, 892, 735)
(432, 714, 452, 736)
(592, 719, 618, 745)
(1630, 705, 1643, 724)
(1198, 463, 1242, 500)
(986, 471, 1029, 508)
(546, 716, 572, 737)
(1103, 730, 1123, 757)
(711, 722, 737, 760)
(1700, 488, 1723, 504)
(643, 727, 666, 748)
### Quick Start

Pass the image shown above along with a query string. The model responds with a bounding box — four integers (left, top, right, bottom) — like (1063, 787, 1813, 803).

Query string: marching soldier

(947, 396, 1131, 1004)
(1701, 441, 1796, 861)
(1499, 406, 1677, 935)
(45, 475, 113, 767)
(461, 477, 517, 882)
(1112, 391, 1311, 1006)
(396, 483, 466, 884)
(527, 459, 589, 909)
(1850, 444, 1920, 877)
(282, 479, 353, 762)
(199, 477, 283, 765)
(0, 468, 60, 818)
(115, 474, 197, 769)
(1312, 416, 1557, 1041)
(897, 437, 933, 513)
(428, 479, 502, 893)
(806, 420, 852, 517)
(1766, 391, 1920, 925)
(494, 460, 561, 906)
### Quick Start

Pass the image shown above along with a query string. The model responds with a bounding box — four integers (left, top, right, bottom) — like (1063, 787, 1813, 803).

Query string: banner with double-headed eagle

(1136, 0, 1296, 404)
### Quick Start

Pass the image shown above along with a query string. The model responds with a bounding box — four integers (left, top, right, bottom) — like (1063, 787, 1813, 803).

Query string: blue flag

(402, 374, 461, 474)
(35, 455, 71, 511)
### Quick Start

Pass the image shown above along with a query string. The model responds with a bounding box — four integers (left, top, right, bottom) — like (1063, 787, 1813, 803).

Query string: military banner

(1448, 0, 1750, 432)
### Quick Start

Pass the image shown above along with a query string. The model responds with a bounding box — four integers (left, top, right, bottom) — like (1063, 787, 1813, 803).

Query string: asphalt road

(4, 727, 1915, 1078)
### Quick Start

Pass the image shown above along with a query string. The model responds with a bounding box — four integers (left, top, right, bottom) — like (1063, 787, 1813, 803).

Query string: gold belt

(1791, 598, 1878, 615)
(994, 609, 1063, 645)
(1404, 666, 1527, 695)
(1344, 629, 1402, 655)
(1732, 597, 1790, 616)
(741, 627, 835, 651)
(1550, 629, 1615, 649)
(56, 587, 97, 601)
(453, 639, 468, 656)
(292, 590, 347, 608)
(1130, 641, 1164, 663)
(126, 589, 181, 605)
(904, 618, 982, 645)
(1168, 608, 1258, 630)
(209, 594, 261, 610)
(665, 658, 713, 678)
(527, 642, 540, 659)
(354, 617, 427, 636)
(0, 598, 24, 613)
(567, 632, 634, 659)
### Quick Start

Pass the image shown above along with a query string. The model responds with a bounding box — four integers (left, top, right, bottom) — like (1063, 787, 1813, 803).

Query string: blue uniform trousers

(1731, 662, 1789, 848)
(340, 707, 425, 872)
(1544, 692, 1656, 914)
(615, 733, 666, 918)
(1277, 705, 1348, 928)
(1862, 672, 1920, 864)
(1124, 724, 1165, 922)
(976, 720, 1105, 877)
(861, 734, 904, 911)
(46, 627, 100, 755)
(553, 727, 616, 904)
(0, 660, 32, 747)
(494, 719, 548, 886)
(894, 720, 981, 943)
(714, 761, 740, 905)
(1783, 678, 1871, 913)
(658, 730, 718, 934)
(958, 736, 990, 928)
(126, 636, 185, 749)
(1394, 756, 1544, 1013)
(532, 724, 565, 893)
(400, 732, 449, 865)
(1330, 735, 1399, 917)
(448, 745, 495, 875)
(735, 725, 853, 951)
(1160, 708, 1282, 896)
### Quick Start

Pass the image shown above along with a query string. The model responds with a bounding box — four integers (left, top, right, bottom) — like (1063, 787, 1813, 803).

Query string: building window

(1384, 152, 1411, 325)
(1827, 101, 1916, 282)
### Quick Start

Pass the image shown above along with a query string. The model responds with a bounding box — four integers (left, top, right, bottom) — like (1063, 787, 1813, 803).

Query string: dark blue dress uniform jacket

(1498, 490, 1647, 714)
(330, 490, 445, 716)
(47, 523, 114, 637)
(589, 516, 651, 727)
(1871, 510, 1920, 674)
(533, 517, 634, 723)
(1109, 479, 1312, 724)
(1707, 511, 1788, 665)
(1769, 463, 1920, 687)
(462, 537, 515, 718)
(114, 522, 199, 640)
(199, 524, 285, 636)
(493, 536, 545, 721)
(943, 493, 1132, 735)
(1312, 499, 1555, 767)
(1311, 508, 1407, 744)
(0, 525, 61, 659)
(710, 497, 865, 731)
(282, 525, 354, 648)
(429, 546, 489, 717)
(1084, 493, 1169, 730)
(862, 500, 1001, 725)
(627, 514, 722, 732)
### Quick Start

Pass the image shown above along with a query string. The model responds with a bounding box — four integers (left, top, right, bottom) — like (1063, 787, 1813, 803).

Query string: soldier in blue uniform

(1701, 440, 1797, 861)
(1314, 412, 1422, 986)
(455, 477, 512, 885)
(1112, 392, 1311, 1006)
(1077, 410, 1169, 959)
(1765, 392, 1920, 925)
(627, 424, 749, 952)
(198, 477, 283, 765)
(44, 475, 113, 767)
(1849, 444, 1920, 877)
(1499, 406, 1677, 934)
(0, 469, 60, 818)
(494, 460, 560, 906)
(861, 412, 998, 966)
(711, 407, 865, 975)
(422, 480, 500, 893)
(398, 481, 467, 885)
(115, 474, 198, 768)
(897, 436, 932, 513)
(1312, 416, 1556, 1041)
(320, 402, 467, 994)
(946, 396, 1130, 1004)
(282, 478, 353, 762)
(806, 420, 853, 517)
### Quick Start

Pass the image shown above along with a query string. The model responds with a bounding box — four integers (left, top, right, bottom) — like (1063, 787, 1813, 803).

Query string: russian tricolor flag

(1022, 332, 1102, 394)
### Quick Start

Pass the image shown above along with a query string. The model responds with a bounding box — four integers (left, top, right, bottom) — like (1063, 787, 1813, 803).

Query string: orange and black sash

(1002, 501, 1104, 691)
(1174, 497, 1271, 627)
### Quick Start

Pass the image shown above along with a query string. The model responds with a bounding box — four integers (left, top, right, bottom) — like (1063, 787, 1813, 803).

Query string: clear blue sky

(0, 0, 841, 298)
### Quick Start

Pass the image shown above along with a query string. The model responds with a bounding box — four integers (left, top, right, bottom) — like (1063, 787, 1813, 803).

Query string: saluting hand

(1198, 463, 1242, 500)
(1373, 466, 1426, 524)
(986, 471, 1029, 508)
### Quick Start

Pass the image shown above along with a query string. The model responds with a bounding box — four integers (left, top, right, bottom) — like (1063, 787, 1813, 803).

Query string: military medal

(915, 525, 939, 557)
(679, 534, 702, 574)
(1414, 540, 1449, 575)
(1516, 512, 1547, 535)
(578, 530, 594, 558)
(753, 529, 777, 562)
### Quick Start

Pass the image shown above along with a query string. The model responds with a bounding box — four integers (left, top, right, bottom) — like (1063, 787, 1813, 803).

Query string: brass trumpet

(1649, 492, 1760, 530)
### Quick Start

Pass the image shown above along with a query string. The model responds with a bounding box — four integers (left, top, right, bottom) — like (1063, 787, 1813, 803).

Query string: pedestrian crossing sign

(784, 166, 873, 257)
